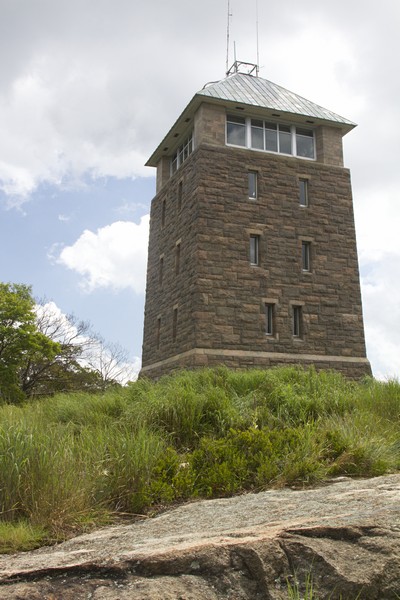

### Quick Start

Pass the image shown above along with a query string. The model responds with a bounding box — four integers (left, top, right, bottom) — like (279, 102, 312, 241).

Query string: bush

(0, 366, 400, 552)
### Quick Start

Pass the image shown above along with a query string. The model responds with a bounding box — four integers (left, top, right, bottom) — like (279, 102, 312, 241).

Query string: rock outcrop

(1, 474, 400, 599)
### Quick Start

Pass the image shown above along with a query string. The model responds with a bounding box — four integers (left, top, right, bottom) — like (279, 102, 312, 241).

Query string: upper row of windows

(227, 115, 315, 160)
(169, 115, 315, 176)
(171, 134, 193, 175)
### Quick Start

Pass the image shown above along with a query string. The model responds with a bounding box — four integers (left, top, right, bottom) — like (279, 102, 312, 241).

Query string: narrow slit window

(177, 181, 183, 211)
(175, 242, 181, 275)
(302, 241, 311, 272)
(265, 303, 274, 336)
(161, 199, 166, 227)
(159, 256, 164, 285)
(250, 235, 260, 266)
(293, 306, 303, 338)
(248, 171, 257, 200)
(299, 179, 309, 207)
(156, 317, 161, 349)
(172, 308, 178, 341)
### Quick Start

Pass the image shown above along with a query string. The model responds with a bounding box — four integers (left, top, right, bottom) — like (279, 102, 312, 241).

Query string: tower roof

(146, 72, 356, 167)
(198, 73, 355, 127)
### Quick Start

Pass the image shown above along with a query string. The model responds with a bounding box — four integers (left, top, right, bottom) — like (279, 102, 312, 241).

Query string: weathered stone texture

(1, 475, 400, 599)
(141, 141, 369, 378)
(315, 125, 344, 166)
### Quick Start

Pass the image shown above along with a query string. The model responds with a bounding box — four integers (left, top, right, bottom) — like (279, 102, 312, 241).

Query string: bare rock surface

(1, 474, 400, 599)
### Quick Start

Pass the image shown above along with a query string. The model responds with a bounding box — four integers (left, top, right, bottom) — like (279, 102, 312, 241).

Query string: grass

(0, 365, 399, 553)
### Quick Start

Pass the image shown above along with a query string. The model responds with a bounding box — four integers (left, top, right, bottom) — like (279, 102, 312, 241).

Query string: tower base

(139, 348, 372, 380)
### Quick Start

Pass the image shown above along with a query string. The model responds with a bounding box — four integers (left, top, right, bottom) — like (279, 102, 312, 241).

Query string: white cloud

(57, 214, 149, 294)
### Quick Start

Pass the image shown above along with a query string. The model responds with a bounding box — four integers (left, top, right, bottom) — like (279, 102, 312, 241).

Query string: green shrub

(0, 366, 399, 552)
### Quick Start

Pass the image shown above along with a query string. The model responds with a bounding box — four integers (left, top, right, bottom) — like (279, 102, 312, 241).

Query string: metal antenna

(226, 0, 232, 76)
(256, 0, 260, 76)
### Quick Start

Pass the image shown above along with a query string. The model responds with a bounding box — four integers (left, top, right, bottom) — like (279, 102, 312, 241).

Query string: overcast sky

(0, 0, 399, 379)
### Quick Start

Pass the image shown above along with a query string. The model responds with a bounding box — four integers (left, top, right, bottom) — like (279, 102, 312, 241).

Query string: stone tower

(140, 63, 371, 379)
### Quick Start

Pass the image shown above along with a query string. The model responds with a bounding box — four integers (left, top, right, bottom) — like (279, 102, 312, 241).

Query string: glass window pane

(251, 126, 264, 149)
(296, 128, 313, 137)
(296, 135, 315, 158)
(227, 122, 246, 146)
(279, 130, 292, 154)
(293, 306, 302, 337)
(265, 128, 278, 152)
(250, 235, 259, 265)
(248, 172, 257, 199)
(299, 179, 308, 206)
(302, 241, 311, 271)
(265, 304, 274, 335)
(227, 115, 246, 125)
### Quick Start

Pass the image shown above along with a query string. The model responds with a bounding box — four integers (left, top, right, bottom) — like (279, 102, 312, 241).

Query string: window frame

(248, 171, 258, 200)
(226, 115, 315, 160)
(265, 303, 275, 336)
(175, 240, 181, 275)
(159, 255, 164, 286)
(161, 198, 166, 228)
(301, 241, 311, 272)
(292, 305, 303, 338)
(299, 178, 309, 207)
(172, 306, 178, 341)
(249, 234, 260, 266)
(177, 180, 183, 211)
(156, 316, 161, 349)
(170, 133, 193, 175)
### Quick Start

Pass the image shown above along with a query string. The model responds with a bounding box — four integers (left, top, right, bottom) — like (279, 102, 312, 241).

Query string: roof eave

(146, 94, 356, 168)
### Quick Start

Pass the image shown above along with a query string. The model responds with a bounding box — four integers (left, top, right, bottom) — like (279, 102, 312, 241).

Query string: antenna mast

(256, 0, 260, 76)
(226, 0, 232, 75)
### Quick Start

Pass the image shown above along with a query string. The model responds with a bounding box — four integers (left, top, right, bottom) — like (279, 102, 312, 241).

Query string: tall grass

(0, 366, 399, 552)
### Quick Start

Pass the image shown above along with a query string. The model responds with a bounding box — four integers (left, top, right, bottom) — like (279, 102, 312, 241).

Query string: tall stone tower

(140, 63, 371, 379)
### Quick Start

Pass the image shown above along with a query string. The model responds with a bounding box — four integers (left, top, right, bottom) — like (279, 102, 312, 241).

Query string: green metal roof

(198, 73, 355, 127)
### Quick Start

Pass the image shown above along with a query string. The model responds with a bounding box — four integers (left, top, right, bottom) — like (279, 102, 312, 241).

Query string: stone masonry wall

(141, 151, 201, 368)
(141, 112, 370, 379)
(192, 144, 368, 358)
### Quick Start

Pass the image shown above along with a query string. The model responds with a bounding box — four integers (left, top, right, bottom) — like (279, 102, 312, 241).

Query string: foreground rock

(1, 475, 400, 599)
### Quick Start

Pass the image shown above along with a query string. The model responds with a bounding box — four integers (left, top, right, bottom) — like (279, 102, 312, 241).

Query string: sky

(0, 0, 399, 380)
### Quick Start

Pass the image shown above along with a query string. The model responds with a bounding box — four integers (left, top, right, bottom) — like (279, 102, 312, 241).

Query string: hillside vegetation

(0, 366, 399, 553)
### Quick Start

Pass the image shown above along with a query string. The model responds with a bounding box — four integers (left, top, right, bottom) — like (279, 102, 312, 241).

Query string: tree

(0, 284, 134, 402)
(0, 284, 60, 403)
(22, 300, 133, 397)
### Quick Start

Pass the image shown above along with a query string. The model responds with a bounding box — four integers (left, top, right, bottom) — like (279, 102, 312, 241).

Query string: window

(171, 133, 193, 175)
(227, 116, 315, 160)
(292, 305, 303, 338)
(250, 235, 260, 266)
(156, 316, 161, 349)
(227, 115, 246, 146)
(301, 241, 311, 272)
(299, 179, 309, 207)
(296, 128, 315, 159)
(172, 307, 178, 341)
(161, 199, 166, 227)
(175, 241, 181, 275)
(248, 171, 257, 199)
(159, 256, 164, 286)
(265, 303, 275, 336)
(279, 125, 292, 154)
(177, 180, 183, 211)
(251, 119, 264, 149)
